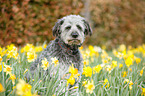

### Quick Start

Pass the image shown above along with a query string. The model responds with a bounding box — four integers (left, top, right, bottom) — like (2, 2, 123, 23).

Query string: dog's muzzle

(68, 39, 81, 45)
(67, 32, 81, 45)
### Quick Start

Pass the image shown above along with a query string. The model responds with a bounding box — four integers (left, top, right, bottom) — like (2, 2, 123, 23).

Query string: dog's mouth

(67, 39, 81, 45)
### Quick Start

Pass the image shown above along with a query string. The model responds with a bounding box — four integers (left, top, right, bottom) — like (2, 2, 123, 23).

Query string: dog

(26, 15, 92, 95)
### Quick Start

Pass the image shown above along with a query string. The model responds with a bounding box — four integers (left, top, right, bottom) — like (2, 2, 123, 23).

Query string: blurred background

(0, 0, 145, 49)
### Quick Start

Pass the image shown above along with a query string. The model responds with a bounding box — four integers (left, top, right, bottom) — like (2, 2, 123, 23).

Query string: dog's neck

(55, 39, 80, 55)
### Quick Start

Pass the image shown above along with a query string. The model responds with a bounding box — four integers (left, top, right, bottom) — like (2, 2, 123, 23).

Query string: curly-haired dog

(26, 15, 92, 95)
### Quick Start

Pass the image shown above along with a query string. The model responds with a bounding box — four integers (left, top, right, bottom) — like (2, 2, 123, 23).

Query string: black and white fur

(26, 15, 92, 95)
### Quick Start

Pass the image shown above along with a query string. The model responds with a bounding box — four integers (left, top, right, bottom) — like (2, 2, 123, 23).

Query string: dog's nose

(71, 32, 79, 38)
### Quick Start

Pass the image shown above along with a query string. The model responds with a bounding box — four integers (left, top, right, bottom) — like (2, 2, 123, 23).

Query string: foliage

(0, 43, 145, 95)
(89, 0, 145, 49)
(0, 0, 83, 46)
(0, 0, 145, 49)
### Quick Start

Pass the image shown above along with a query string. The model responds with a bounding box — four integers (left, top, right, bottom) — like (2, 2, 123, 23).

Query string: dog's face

(53, 15, 92, 46)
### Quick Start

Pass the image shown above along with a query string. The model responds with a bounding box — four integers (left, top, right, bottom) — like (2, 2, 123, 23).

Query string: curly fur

(26, 15, 92, 95)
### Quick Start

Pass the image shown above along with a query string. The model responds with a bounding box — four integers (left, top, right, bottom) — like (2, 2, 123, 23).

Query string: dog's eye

(76, 25, 82, 31)
(65, 26, 71, 30)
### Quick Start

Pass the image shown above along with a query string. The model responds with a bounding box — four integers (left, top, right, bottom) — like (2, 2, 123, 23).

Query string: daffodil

(6, 44, 19, 59)
(103, 78, 110, 88)
(16, 79, 33, 96)
(35, 46, 43, 52)
(93, 64, 102, 74)
(118, 44, 126, 52)
(135, 57, 141, 64)
(111, 61, 117, 68)
(105, 65, 112, 73)
(0, 47, 6, 57)
(124, 79, 133, 90)
(9, 73, 16, 85)
(142, 88, 145, 96)
(82, 66, 92, 77)
(0, 83, 5, 92)
(140, 69, 143, 76)
(83, 50, 90, 59)
(125, 57, 133, 67)
(7, 51, 14, 58)
(113, 49, 118, 57)
(83, 59, 89, 65)
(107, 56, 112, 62)
(0, 64, 2, 72)
(79, 46, 83, 50)
(0, 56, 2, 62)
(51, 57, 59, 66)
(122, 71, 127, 77)
(129, 68, 132, 72)
(0, 47, 2, 54)
(4, 65, 12, 75)
(68, 64, 80, 79)
(85, 80, 95, 94)
(129, 80, 133, 90)
(21, 44, 34, 53)
(88, 45, 96, 57)
(67, 76, 75, 86)
(0, 62, 4, 72)
(27, 52, 37, 62)
(43, 44, 47, 49)
(101, 50, 108, 59)
(41, 58, 49, 70)
(119, 63, 123, 68)
(102, 59, 108, 64)
(117, 52, 123, 59)
(124, 79, 129, 84)
(68, 64, 78, 74)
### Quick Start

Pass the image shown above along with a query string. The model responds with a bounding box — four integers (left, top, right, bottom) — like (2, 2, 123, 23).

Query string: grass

(0, 43, 145, 96)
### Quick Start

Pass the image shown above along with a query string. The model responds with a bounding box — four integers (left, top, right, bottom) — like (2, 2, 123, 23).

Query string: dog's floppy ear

(52, 19, 64, 37)
(83, 20, 92, 36)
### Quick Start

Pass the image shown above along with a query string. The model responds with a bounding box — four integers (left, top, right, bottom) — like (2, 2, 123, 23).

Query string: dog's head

(53, 15, 92, 46)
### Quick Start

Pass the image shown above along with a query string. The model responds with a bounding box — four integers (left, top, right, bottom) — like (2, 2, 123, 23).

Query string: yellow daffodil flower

(125, 57, 133, 67)
(9, 73, 16, 85)
(4, 65, 12, 75)
(0, 56, 2, 62)
(142, 88, 145, 96)
(111, 61, 117, 69)
(35, 46, 43, 52)
(68, 64, 80, 79)
(16, 79, 32, 95)
(140, 69, 143, 76)
(27, 52, 37, 62)
(119, 63, 123, 68)
(85, 80, 95, 94)
(82, 66, 92, 77)
(122, 71, 127, 77)
(0, 83, 5, 92)
(67, 76, 75, 86)
(135, 57, 141, 64)
(41, 58, 49, 70)
(51, 57, 59, 67)
(83, 59, 89, 65)
(103, 78, 110, 88)
(129, 80, 133, 90)
(124, 79, 129, 84)
(93, 64, 102, 74)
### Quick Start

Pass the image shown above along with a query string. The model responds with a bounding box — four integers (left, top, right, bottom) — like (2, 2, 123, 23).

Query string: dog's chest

(43, 41, 83, 77)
